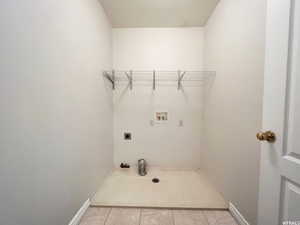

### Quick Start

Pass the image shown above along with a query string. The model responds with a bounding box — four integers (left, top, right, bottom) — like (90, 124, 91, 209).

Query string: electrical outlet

(179, 120, 184, 127)
(124, 132, 132, 140)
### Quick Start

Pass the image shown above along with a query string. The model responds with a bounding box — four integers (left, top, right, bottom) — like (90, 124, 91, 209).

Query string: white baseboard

(229, 202, 250, 225)
(68, 199, 90, 225)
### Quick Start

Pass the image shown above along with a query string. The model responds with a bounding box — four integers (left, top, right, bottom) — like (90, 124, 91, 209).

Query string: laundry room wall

(112, 28, 206, 169)
(203, 0, 266, 224)
(0, 1, 113, 225)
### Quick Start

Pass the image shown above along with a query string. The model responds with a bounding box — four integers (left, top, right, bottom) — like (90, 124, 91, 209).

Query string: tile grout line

(138, 208, 142, 225)
(202, 211, 212, 225)
(171, 210, 176, 225)
(103, 208, 112, 225)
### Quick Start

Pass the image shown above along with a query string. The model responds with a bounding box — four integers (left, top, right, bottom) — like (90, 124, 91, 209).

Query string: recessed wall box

(155, 112, 168, 122)
(124, 132, 132, 140)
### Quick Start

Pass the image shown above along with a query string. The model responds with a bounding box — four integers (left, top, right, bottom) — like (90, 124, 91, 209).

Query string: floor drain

(152, 178, 160, 183)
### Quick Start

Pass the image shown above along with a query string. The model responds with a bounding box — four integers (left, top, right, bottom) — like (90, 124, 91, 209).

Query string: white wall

(113, 28, 204, 70)
(0, 1, 113, 225)
(203, 0, 266, 224)
(113, 28, 205, 168)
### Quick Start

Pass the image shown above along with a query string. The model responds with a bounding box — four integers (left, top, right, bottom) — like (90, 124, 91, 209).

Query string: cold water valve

(138, 159, 147, 176)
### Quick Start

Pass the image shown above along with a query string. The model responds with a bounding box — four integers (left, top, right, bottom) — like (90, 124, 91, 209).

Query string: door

(258, 0, 300, 225)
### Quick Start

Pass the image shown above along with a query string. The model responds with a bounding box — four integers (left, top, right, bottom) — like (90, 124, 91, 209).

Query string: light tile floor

(79, 207, 238, 225)
(92, 168, 227, 209)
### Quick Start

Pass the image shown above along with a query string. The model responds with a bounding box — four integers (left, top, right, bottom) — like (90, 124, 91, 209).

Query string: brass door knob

(256, 131, 276, 143)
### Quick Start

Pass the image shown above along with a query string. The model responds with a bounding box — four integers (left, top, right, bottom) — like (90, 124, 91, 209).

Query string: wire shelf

(103, 70, 216, 90)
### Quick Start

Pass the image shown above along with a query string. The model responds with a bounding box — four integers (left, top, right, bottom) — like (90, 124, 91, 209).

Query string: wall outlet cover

(179, 120, 184, 127)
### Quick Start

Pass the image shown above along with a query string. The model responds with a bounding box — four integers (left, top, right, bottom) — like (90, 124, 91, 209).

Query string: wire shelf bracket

(177, 70, 186, 90)
(103, 70, 115, 90)
(153, 70, 156, 90)
(125, 71, 133, 90)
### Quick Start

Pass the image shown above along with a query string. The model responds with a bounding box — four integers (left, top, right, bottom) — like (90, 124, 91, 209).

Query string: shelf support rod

(103, 70, 115, 90)
(111, 70, 115, 90)
(177, 70, 186, 90)
(125, 70, 133, 90)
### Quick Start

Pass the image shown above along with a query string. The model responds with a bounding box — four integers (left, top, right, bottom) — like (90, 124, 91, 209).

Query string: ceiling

(99, 0, 220, 28)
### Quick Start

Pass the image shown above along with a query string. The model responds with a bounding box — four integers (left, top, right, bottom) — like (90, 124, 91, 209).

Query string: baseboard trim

(229, 202, 250, 225)
(68, 199, 90, 225)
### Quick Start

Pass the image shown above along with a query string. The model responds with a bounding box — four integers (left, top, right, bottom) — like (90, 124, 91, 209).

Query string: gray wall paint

(203, 0, 266, 224)
(0, 1, 113, 225)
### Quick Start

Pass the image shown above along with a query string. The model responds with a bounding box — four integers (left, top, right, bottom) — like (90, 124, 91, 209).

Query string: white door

(258, 0, 300, 225)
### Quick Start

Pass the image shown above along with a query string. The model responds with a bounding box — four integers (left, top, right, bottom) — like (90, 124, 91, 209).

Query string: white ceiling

(99, 0, 220, 28)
